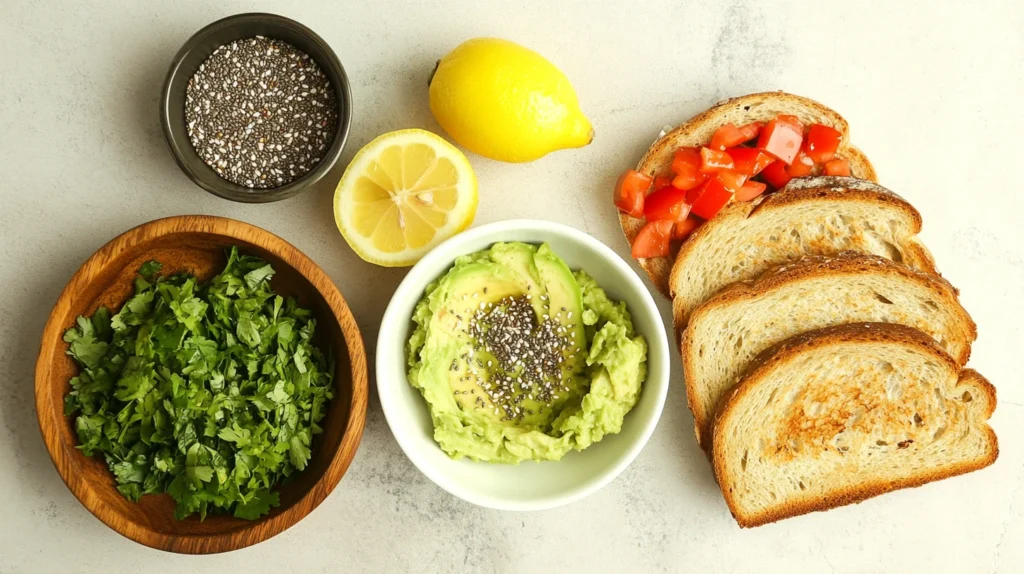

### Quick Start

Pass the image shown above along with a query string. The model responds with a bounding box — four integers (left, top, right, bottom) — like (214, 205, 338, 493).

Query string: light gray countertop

(1, 1, 1022, 572)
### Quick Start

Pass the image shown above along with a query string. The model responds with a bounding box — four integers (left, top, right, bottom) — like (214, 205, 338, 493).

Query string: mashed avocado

(406, 242, 647, 463)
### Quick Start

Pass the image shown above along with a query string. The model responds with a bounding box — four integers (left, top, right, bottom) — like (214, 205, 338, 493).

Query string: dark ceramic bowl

(161, 13, 352, 203)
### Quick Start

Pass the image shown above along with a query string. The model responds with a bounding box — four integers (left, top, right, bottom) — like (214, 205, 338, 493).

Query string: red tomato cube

(709, 123, 760, 151)
(824, 158, 851, 176)
(760, 159, 792, 189)
(614, 169, 652, 218)
(726, 147, 774, 177)
(700, 147, 735, 173)
(632, 220, 674, 259)
(716, 170, 748, 193)
(738, 122, 763, 141)
(643, 186, 691, 222)
(786, 150, 815, 177)
(672, 217, 702, 241)
(672, 148, 702, 175)
(757, 118, 804, 164)
(672, 170, 707, 191)
(734, 181, 767, 202)
(688, 177, 734, 219)
(804, 124, 843, 163)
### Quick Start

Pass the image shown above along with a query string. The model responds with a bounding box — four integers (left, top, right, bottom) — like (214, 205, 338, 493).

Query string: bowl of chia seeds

(161, 13, 352, 203)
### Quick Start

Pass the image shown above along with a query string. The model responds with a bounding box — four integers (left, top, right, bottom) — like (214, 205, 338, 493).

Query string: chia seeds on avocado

(460, 294, 580, 421)
(406, 242, 649, 464)
(185, 36, 338, 188)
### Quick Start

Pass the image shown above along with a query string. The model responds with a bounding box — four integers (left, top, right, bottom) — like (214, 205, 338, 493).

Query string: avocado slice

(533, 244, 587, 410)
(487, 242, 546, 317)
(417, 243, 590, 431)
(429, 256, 530, 424)
(427, 260, 524, 337)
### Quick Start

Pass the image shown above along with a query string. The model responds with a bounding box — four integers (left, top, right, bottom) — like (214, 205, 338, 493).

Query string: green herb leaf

(234, 489, 279, 520)
(138, 260, 163, 277)
(64, 324, 109, 369)
(288, 432, 311, 471)
(189, 465, 214, 483)
(217, 424, 251, 447)
(62, 248, 333, 520)
(236, 315, 261, 348)
(244, 264, 275, 290)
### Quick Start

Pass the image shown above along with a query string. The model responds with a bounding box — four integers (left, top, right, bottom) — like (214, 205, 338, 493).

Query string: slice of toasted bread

(620, 92, 878, 297)
(683, 252, 976, 451)
(711, 323, 997, 528)
(669, 176, 936, 329)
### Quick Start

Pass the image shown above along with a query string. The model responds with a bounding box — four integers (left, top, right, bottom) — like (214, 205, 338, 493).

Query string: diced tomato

(615, 191, 644, 219)
(760, 159, 792, 189)
(672, 217, 701, 241)
(614, 170, 651, 218)
(734, 181, 767, 202)
(803, 124, 842, 163)
(672, 147, 702, 175)
(700, 147, 735, 173)
(672, 170, 707, 191)
(709, 123, 741, 151)
(653, 175, 673, 190)
(786, 150, 815, 177)
(716, 170, 747, 193)
(777, 115, 804, 131)
(670, 148, 705, 190)
(824, 158, 851, 176)
(726, 147, 774, 177)
(643, 186, 691, 222)
(685, 185, 702, 204)
(632, 220, 674, 259)
(709, 122, 760, 151)
(738, 122, 763, 141)
(757, 117, 804, 164)
(688, 177, 734, 220)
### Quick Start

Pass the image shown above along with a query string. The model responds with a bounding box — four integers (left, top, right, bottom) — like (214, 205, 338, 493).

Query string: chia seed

(453, 293, 584, 421)
(185, 36, 338, 188)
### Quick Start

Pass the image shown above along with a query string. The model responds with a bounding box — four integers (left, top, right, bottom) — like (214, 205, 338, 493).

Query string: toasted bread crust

(681, 253, 977, 451)
(669, 177, 935, 328)
(619, 92, 877, 297)
(844, 145, 878, 182)
(724, 370, 997, 528)
(711, 324, 998, 528)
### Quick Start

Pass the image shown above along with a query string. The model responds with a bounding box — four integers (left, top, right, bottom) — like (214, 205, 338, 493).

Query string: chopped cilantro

(63, 249, 333, 520)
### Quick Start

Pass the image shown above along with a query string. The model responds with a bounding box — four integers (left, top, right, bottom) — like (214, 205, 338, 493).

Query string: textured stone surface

(1, 1, 1022, 572)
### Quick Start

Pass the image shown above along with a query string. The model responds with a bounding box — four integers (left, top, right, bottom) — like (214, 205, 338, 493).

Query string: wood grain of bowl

(34, 215, 368, 554)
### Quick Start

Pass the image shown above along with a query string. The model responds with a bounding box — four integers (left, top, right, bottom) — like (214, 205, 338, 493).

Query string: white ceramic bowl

(376, 220, 670, 510)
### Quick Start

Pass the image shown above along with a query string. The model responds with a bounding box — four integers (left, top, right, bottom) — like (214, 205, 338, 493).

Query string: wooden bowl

(34, 215, 368, 554)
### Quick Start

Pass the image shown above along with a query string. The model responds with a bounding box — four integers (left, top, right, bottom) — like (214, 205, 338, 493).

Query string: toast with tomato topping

(669, 176, 935, 329)
(620, 92, 877, 297)
(711, 323, 997, 528)
(683, 252, 976, 452)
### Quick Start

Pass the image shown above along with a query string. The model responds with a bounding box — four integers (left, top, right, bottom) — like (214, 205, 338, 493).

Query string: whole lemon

(428, 38, 594, 163)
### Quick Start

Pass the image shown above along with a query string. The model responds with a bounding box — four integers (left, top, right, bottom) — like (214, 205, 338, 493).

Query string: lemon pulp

(335, 129, 477, 266)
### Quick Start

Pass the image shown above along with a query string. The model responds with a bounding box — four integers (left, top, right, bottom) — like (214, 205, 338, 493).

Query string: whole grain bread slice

(711, 323, 997, 528)
(621, 92, 878, 297)
(682, 252, 976, 451)
(669, 176, 936, 329)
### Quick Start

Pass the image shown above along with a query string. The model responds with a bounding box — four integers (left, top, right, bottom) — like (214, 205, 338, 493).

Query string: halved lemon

(334, 129, 478, 266)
